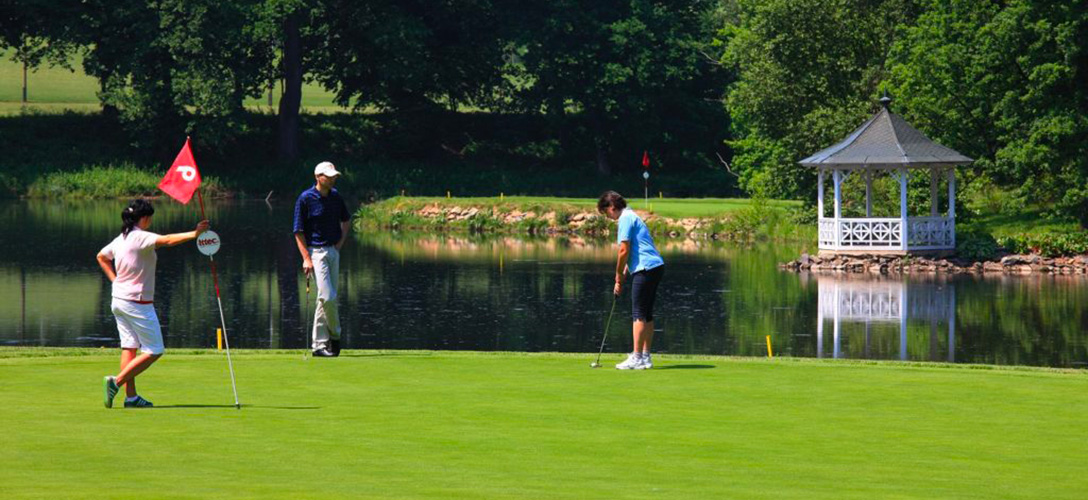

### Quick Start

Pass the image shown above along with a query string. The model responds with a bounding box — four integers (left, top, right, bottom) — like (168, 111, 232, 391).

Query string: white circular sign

(197, 230, 221, 256)
(642, 171, 650, 179)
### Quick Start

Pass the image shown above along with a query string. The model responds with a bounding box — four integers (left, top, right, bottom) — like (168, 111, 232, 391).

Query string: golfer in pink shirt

(96, 199, 209, 408)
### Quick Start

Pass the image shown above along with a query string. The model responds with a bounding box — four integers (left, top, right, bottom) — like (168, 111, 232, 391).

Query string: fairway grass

(1, 350, 1086, 499)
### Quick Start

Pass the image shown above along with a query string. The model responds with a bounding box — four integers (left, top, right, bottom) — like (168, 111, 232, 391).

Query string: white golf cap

(314, 161, 340, 177)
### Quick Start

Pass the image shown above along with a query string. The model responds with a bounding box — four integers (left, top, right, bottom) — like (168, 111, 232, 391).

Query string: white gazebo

(800, 96, 973, 254)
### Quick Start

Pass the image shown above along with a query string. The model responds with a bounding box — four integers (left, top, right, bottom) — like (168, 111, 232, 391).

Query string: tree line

(2, 1, 1086, 225)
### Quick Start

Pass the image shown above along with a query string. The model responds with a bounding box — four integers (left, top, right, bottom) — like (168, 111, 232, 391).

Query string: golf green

(1, 349, 1085, 499)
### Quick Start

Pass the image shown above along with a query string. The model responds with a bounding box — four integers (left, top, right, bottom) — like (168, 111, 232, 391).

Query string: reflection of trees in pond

(0, 268, 104, 345)
(954, 275, 1088, 367)
(340, 232, 808, 354)
(6, 199, 1086, 365)
(355, 231, 804, 265)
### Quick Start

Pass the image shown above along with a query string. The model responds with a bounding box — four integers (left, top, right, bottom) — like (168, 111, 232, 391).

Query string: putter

(590, 294, 618, 368)
(302, 273, 311, 360)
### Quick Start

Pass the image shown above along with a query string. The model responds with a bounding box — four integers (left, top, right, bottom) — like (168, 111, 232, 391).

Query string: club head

(590, 362, 601, 368)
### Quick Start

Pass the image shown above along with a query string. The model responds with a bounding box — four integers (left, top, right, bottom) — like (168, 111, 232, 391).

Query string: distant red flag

(642, 150, 650, 169)
(158, 137, 202, 204)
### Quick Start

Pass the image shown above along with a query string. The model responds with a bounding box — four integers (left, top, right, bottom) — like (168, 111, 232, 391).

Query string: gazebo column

(865, 170, 873, 217)
(899, 168, 909, 251)
(817, 169, 825, 219)
(947, 169, 956, 217)
(833, 169, 843, 248)
(948, 168, 957, 247)
(930, 168, 939, 217)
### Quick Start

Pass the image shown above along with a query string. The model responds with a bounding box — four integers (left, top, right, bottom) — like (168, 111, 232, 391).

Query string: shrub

(465, 212, 503, 233)
(955, 231, 1000, 261)
(996, 231, 1088, 257)
(581, 215, 611, 235)
(515, 217, 549, 234)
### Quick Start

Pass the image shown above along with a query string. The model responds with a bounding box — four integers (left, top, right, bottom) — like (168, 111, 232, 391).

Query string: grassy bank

(24, 164, 228, 199)
(354, 196, 811, 242)
(1, 349, 1085, 499)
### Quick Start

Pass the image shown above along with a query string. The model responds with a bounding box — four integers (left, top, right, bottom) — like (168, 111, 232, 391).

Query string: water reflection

(1, 200, 1086, 368)
(813, 274, 955, 362)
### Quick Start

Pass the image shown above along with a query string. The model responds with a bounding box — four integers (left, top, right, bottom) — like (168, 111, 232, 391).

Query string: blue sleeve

(617, 214, 635, 243)
(292, 195, 306, 234)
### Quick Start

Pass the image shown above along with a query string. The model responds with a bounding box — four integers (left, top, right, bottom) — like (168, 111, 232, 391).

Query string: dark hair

(597, 191, 626, 213)
(121, 199, 155, 236)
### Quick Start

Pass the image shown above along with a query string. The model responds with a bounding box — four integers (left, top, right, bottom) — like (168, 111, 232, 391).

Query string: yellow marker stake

(500, 192, 504, 200)
(447, 191, 451, 199)
(659, 191, 663, 199)
(766, 335, 773, 358)
(217, 328, 223, 350)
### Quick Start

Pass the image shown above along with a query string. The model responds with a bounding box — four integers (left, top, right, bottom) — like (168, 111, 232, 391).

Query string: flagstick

(197, 190, 241, 410)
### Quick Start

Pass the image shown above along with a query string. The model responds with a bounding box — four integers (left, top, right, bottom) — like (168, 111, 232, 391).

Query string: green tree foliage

(512, 0, 729, 175)
(721, 0, 918, 199)
(79, 0, 276, 153)
(886, 0, 1088, 226)
(309, 0, 509, 112)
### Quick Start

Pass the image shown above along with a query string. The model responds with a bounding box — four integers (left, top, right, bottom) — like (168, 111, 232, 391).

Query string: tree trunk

(595, 140, 611, 176)
(278, 13, 302, 163)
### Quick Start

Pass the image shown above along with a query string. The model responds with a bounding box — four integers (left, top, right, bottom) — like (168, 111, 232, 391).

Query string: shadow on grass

(657, 364, 715, 370)
(154, 404, 321, 410)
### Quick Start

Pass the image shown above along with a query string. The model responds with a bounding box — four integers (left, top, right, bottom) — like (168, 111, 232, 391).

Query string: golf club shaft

(594, 295, 617, 365)
(304, 275, 311, 351)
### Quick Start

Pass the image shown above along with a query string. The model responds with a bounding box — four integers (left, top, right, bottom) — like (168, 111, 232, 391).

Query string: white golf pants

(310, 246, 341, 349)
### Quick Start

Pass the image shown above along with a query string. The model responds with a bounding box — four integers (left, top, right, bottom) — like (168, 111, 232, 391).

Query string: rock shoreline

(399, 204, 782, 240)
(780, 253, 1088, 275)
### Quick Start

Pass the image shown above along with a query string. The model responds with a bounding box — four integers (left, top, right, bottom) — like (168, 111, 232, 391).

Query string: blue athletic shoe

(103, 376, 119, 408)
(124, 396, 153, 408)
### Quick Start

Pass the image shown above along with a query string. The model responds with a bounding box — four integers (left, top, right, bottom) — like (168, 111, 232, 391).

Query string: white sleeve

(99, 239, 116, 259)
(137, 231, 161, 250)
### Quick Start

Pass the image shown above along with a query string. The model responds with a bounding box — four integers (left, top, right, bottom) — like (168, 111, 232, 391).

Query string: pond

(1, 200, 1086, 368)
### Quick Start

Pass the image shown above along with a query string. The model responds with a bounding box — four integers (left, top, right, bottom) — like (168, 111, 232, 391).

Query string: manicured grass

(965, 209, 1085, 239)
(1, 349, 1085, 499)
(376, 195, 801, 219)
(0, 49, 347, 114)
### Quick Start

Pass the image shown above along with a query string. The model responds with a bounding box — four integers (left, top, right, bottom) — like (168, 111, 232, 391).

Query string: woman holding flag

(98, 199, 209, 408)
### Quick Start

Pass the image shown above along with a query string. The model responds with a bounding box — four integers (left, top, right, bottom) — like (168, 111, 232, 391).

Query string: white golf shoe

(636, 353, 653, 369)
(615, 353, 642, 370)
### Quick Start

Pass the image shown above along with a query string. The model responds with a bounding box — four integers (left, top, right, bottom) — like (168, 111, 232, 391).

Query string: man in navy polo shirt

(294, 161, 351, 357)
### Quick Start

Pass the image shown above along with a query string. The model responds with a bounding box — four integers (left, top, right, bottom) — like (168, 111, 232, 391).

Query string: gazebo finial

(879, 89, 893, 110)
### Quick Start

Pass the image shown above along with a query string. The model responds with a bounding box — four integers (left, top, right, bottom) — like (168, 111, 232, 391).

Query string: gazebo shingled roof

(799, 97, 973, 168)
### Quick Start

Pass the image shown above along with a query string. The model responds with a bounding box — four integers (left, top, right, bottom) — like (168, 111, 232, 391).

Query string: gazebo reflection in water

(809, 274, 956, 362)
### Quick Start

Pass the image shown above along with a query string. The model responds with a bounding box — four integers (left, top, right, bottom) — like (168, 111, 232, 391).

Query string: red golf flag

(642, 150, 650, 169)
(158, 137, 202, 204)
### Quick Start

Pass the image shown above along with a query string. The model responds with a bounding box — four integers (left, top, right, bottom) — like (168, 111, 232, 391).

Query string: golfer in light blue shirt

(598, 191, 664, 369)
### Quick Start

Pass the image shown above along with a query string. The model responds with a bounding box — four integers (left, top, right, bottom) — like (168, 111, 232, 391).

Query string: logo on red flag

(642, 151, 650, 169)
(158, 137, 202, 204)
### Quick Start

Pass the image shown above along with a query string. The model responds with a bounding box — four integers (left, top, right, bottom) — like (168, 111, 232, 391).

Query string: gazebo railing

(819, 217, 903, 249)
(907, 216, 955, 250)
(818, 216, 954, 251)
